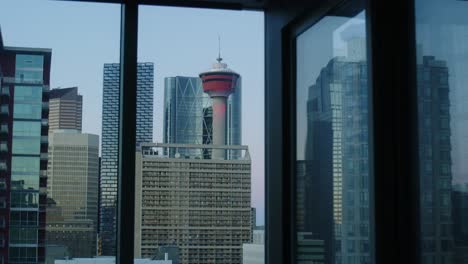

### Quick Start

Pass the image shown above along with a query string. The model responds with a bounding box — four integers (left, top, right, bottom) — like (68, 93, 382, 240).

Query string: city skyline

(0, 0, 265, 225)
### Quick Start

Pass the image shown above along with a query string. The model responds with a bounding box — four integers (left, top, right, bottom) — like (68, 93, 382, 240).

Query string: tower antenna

(217, 35, 222, 63)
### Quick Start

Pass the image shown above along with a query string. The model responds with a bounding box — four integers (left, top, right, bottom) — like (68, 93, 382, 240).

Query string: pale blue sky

(0, 0, 265, 224)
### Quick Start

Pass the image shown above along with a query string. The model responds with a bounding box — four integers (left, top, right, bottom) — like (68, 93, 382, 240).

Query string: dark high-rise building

(452, 183, 468, 263)
(417, 56, 454, 264)
(48, 87, 82, 133)
(300, 39, 370, 264)
(100, 62, 154, 255)
(163, 76, 241, 158)
(0, 29, 51, 263)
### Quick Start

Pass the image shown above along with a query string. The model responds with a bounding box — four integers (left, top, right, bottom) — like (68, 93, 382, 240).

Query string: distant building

(417, 56, 454, 264)
(100, 62, 154, 255)
(47, 130, 99, 257)
(49, 87, 82, 133)
(153, 245, 180, 264)
(134, 144, 252, 264)
(46, 245, 70, 264)
(46, 219, 95, 258)
(163, 76, 241, 158)
(0, 30, 51, 263)
(250, 208, 256, 242)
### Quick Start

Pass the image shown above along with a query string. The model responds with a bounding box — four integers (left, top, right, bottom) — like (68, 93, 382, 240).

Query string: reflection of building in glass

(0, 30, 51, 263)
(100, 62, 154, 255)
(134, 144, 251, 264)
(49, 87, 82, 133)
(297, 232, 325, 264)
(163, 76, 241, 158)
(46, 130, 99, 257)
(301, 53, 370, 264)
(417, 56, 454, 264)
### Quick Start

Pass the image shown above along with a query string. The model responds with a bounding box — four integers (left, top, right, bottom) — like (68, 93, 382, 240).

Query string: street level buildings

(100, 62, 154, 255)
(134, 144, 252, 264)
(0, 29, 51, 263)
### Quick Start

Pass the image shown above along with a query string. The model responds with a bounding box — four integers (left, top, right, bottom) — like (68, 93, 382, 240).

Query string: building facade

(0, 31, 51, 263)
(134, 144, 251, 264)
(100, 62, 154, 255)
(48, 87, 82, 133)
(46, 130, 99, 257)
(301, 53, 370, 264)
(163, 76, 241, 158)
(417, 56, 454, 264)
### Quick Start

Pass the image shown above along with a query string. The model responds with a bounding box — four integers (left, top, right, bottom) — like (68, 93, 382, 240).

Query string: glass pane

(137, 6, 264, 264)
(0, 1, 120, 263)
(415, 1, 468, 263)
(295, 6, 372, 264)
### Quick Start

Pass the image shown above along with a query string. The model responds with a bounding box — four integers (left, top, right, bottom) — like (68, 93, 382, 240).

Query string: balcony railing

(1, 77, 43, 85)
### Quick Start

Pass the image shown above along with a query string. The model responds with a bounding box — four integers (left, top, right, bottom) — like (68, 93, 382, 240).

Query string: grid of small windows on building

(134, 144, 251, 264)
(100, 62, 154, 255)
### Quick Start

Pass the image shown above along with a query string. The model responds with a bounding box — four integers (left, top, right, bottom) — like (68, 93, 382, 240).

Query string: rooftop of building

(140, 143, 250, 161)
(54, 257, 172, 264)
(50, 87, 81, 99)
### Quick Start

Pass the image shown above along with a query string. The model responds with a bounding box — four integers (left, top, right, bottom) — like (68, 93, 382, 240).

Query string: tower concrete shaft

(212, 96, 227, 159)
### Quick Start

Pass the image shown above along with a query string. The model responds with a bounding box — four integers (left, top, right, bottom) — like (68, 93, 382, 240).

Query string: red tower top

(199, 57, 239, 98)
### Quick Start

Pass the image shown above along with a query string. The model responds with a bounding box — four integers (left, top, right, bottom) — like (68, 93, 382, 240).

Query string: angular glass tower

(163, 76, 241, 158)
(100, 62, 154, 255)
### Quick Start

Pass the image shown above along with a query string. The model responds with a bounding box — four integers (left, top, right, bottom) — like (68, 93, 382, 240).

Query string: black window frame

(50, 0, 420, 264)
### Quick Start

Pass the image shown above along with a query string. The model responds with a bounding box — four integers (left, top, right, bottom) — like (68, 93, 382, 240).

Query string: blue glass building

(100, 62, 154, 256)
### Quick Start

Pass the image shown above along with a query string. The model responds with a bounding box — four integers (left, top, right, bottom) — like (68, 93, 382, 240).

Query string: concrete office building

(55, 257, 172, 264)
(0, 29, 51, 263)
(134, 144, 252, 264)
(49, 87, 82, 133)
(46, 130, 99, 257)
(163, 76, 241, 158)
(100, 62, 154, 255)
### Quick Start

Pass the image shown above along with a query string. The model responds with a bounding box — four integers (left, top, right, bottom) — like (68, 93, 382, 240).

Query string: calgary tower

(199, 52, 240, 159)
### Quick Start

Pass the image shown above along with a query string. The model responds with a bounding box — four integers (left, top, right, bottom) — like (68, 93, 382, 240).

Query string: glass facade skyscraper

(100, 62, 154, 255)
(300, 55, 370, 264)
(163, 76, 241, 157)
(0, 31, 51, 263)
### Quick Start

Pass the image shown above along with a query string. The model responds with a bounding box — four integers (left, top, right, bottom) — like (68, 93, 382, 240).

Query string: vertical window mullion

(117, 2, 138, 264)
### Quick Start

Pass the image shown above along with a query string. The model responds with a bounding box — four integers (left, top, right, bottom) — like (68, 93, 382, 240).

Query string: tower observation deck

(199, 57, 240, 159)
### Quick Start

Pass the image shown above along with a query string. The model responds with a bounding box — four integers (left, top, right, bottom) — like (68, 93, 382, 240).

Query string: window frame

(47, 0, 421, 264)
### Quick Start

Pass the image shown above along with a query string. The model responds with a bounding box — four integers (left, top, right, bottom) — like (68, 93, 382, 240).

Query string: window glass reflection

(415, 0, 468, 263)
(295, 9, 371, 264)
